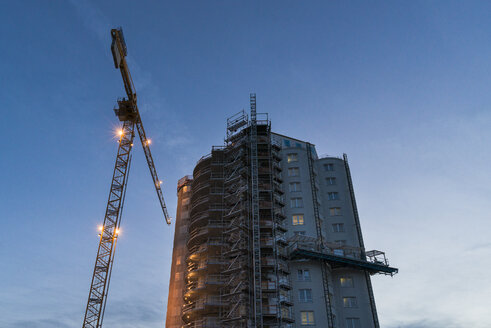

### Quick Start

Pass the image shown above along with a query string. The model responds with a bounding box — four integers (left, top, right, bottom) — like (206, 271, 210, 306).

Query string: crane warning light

(146, 139, 151, 145)
(98, 225, 103, 231)
(117, 129, 124, 137)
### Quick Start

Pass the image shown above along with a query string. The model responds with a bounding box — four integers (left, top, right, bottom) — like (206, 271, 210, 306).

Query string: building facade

(166, 95, 397, 328)
(166, 176, 193, 328)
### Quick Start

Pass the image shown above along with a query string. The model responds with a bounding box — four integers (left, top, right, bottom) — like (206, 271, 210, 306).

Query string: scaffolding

(220, 96, 293, 328)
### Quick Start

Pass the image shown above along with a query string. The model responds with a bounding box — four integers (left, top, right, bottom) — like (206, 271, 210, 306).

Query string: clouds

(8, 319, 73, 328)
(388, 319, 462, 328)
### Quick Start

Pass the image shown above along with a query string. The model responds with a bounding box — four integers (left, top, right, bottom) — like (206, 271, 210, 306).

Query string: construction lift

(82, 28, 171, 328)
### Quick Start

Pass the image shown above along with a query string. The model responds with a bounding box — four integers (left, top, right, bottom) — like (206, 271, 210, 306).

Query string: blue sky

(1, 1, 490, 327)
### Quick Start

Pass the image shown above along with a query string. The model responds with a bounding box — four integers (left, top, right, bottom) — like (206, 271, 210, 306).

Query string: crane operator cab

(114, 99, 137, 122)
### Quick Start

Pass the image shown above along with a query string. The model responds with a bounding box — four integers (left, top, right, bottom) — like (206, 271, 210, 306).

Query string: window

(288, 167, 300, 177)
(287, 153, 298, 163)
(298, 289, 313, 302)
(284, 139, 291, 147)
(332, 223, 345, 232)
(324, 163, 334, 171)
(294, 231, 306, 236)
(292, 214, 304, 225)
(176, 258, 181, 266)
(300, 311, 315, 325)
(343, 297, 358, 308)
(328, 192, 339, 200)
(335, 240, 347, 245)
(291, 197, 303, 208)
(329, 207, 341, 216)
(289, 182, 301, 192)
(340, 277, 354, 288)
(296, 143, 302, 148)
(298, 269, 311, 281)
(346, 318, 361, 328)
(175, 272, 182, 281)
(326, 177, 336, 185)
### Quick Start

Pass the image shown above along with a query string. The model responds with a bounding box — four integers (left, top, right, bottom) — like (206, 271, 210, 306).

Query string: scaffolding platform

(288, 242, 398, 276)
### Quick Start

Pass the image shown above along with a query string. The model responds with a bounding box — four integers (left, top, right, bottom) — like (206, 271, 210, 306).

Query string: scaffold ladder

(306, 143, 335, 328)
(249, 93, 263, 327)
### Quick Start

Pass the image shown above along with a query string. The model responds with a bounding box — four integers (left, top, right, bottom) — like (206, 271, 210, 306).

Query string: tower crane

(82, 27, 171, 328)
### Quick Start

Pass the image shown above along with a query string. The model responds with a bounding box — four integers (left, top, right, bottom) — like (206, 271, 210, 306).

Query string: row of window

(293, 215, 344, 233)
(298, 289, 357, 305)
(284, 140, 303, 149)
(288, 179, 335, 193)
(297, 270, 354, 286)
(292, 208, 341, 223)
(286, 153, 336, 173)
(287, 167, 337, 185)
(289, 193, 338, 208)
(300, 313, 361, 326)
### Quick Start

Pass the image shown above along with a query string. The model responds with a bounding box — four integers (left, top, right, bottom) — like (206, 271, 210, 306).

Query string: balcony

(187, 225, 224, 248)
(260, 237, 274, 248)
(262, 305, 278, 316)
(278, 277, 292, 290)
(261, 281, 277, 292)
(193, 168, 211, 183)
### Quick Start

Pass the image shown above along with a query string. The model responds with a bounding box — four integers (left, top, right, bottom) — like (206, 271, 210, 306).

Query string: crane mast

(82, 28, 171, 328)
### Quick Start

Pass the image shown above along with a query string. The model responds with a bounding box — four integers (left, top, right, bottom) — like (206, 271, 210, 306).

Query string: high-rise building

(166, 95, 397, 328)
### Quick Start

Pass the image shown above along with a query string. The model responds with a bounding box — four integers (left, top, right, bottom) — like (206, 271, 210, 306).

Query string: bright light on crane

(146, 139, 151, 145)
(117, 129, 124, 137)
(98, 225, 103, 231)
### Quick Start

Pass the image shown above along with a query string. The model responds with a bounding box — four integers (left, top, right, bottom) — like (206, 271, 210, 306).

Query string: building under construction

(166, 94, 397, 328)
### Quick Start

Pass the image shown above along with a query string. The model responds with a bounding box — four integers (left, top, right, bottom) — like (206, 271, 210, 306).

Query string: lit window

(288, 167, 300, 177)
(300, 311, 315, 325)
(289, 182, 301, 192)
(292, 214, 304, 225)
(326, 177, 336, 185)
(287, 153, 298, 163)
(329, 207, 341, 216)
(294, 231, 306, 236)
(324, 163, 334, 171)
(332, 223, 345, 232)
(291, 197, 303, 208)
(340, 277, 354, 288)
(298, 289, 313, 302)
(182, 185, 190, 193)
(343, 297, 357, 308)
(176, 258, 181, 265)
(284, 139, 291, 147)
(298, 269, 311, 281)
(328, 192, 339, 200)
